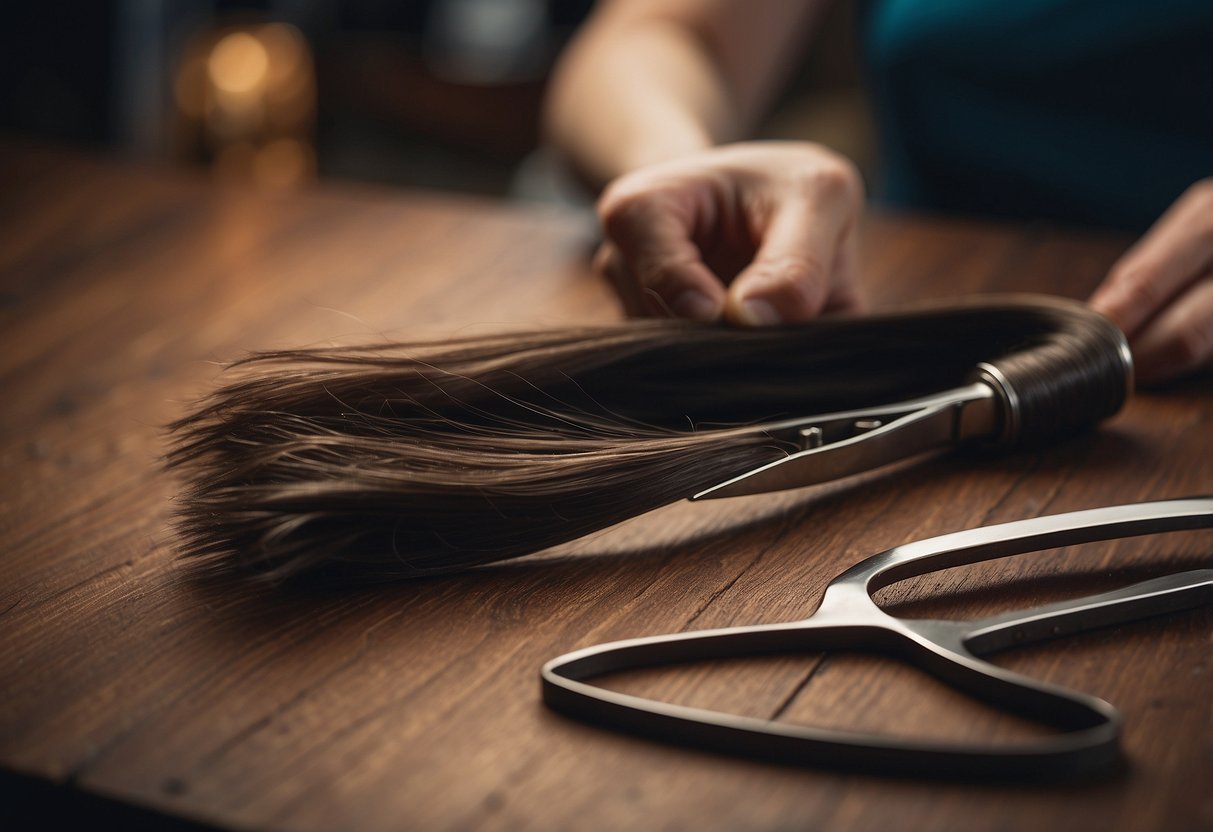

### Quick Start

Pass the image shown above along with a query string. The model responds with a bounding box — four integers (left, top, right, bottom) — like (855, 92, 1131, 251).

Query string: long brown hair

(168, 295, 1129, 582)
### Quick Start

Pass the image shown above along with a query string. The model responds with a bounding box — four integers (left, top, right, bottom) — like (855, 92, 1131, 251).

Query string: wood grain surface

(1, 142, 1209, 832)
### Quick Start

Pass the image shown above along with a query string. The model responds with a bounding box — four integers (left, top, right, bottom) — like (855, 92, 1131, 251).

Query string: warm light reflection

(175, 21, 317, 190)
(208, 31, 270, 95)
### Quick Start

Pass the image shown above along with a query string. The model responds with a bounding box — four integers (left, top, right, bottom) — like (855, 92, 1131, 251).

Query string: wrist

(615, 123, 715, 178)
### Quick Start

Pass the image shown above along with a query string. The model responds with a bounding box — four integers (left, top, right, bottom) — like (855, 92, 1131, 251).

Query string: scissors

(541, 497, 1213, 779)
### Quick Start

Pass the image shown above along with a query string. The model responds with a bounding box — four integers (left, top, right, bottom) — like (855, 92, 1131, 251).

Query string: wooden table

(1, 142, 1209, 832)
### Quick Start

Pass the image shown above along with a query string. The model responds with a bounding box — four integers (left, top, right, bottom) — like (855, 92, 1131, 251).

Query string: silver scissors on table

(542, 497, 1213, 779)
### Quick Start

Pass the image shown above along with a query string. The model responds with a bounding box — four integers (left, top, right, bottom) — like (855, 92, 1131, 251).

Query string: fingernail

(671, 289, 720, 321)
(737, 298, 781, 325)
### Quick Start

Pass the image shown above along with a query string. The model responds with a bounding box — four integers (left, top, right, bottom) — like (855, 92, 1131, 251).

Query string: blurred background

(0, 1, 873, 203)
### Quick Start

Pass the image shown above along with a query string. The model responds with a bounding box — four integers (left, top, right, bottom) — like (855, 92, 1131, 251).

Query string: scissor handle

(542, 497, 1213, 779)
(541, 618, 1122, 780)
(830, 496, 1213, 595)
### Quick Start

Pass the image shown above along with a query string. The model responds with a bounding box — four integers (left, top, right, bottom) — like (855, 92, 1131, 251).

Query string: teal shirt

(861, 0, 1213, 230)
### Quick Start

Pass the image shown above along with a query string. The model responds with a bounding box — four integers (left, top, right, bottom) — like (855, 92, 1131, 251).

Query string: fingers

(597, 184, 726, 321)
(824, 221, 866, 314)
(596, 241, 720, 318)
(725, 182, 861, 325)
(1091, 180, 1213, 338)
(593, 243, 645, 317)
(594, 143, 866, 324)
(1088, 179, 1213, 384)
(1128, 271, 1213, 384)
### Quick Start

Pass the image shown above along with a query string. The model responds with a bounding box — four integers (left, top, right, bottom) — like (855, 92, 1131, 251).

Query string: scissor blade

(692, 382, 999, 500)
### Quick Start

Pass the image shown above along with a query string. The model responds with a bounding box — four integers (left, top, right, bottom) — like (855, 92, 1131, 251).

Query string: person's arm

(545, 0, 822, 186)
(1090, 179, 1213, 384)
(544, 0, 863, 325)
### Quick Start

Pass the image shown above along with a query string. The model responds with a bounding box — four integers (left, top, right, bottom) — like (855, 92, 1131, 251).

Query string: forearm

(545, 17, 733, 187)
(544, 1, 823, 189)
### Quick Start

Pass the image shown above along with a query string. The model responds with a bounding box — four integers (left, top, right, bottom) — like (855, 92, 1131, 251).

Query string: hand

(594, 142, 865, 325)
(1090, 179, 1213, 384)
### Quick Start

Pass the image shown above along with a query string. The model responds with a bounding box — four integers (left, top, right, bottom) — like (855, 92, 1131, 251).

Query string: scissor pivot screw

(799, 426, 825, 449)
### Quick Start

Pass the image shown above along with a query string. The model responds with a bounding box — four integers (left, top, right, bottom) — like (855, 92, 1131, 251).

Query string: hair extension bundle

(168, 295, 1130, 582)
